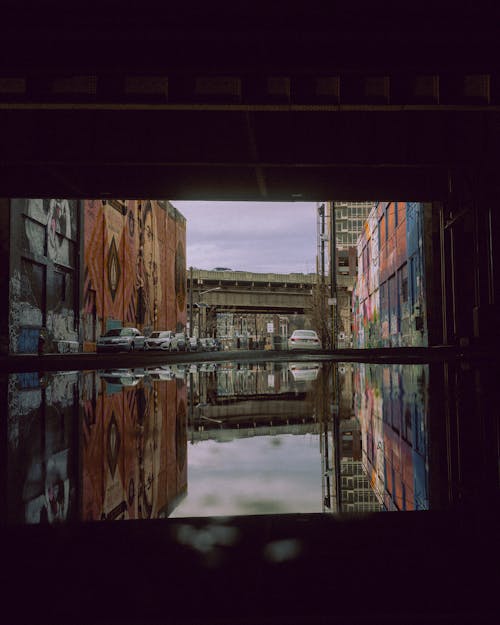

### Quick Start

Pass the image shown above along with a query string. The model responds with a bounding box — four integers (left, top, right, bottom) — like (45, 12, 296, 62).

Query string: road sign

(267, 322, 274, 333)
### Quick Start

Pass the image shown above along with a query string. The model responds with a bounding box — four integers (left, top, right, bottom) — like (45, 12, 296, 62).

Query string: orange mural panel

(83, 200, 186, 335)
(175, 216, 187, 328)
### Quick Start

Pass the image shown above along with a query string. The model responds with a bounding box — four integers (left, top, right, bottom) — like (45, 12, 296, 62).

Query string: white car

(96, 327, 146, 353)
(287, 329, 322, 350)
(145, 330, 176, 350)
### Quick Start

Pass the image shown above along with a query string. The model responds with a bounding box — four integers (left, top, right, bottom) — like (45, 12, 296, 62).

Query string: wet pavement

(1, 355, 498, 624)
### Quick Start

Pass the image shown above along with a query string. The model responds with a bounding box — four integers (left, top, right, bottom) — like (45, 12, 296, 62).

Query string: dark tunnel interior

(0, 3, 499, 625)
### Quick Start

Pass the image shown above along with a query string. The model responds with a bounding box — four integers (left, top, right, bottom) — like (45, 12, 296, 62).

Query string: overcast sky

(172, 201, 318, 274)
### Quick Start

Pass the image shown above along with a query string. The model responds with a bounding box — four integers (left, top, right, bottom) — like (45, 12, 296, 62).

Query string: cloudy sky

(172, 201, 318, 274)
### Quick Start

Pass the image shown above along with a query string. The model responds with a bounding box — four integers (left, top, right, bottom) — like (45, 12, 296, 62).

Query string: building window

(401, 263, 408, 303)
(54, 270, 67, 302)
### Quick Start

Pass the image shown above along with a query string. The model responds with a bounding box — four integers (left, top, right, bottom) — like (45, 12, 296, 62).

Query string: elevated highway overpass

(188, 269, 353, 314)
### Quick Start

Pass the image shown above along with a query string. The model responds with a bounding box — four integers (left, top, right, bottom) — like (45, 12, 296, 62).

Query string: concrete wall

(0, 199, 11, 354)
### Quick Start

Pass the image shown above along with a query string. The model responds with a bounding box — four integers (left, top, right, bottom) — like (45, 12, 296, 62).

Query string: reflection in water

(351, 363, 428, 511)
(7, 369, 187, 523)
(4, 358, 498, 523)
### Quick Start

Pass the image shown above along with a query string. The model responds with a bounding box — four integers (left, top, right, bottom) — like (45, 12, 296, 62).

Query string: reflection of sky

(170, 434, 322, 518)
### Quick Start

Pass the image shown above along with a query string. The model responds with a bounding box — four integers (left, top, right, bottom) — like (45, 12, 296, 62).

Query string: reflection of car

(199, 362, 217, 372)
(96, 328, 145, 352)
(288, 362, 321, 382)
(287, 330, 322, 350)
(146, 366, 176, 380)
(99, 369, 143, 386)
(199, 337, 219, 351)
(145, 330, 175, 350)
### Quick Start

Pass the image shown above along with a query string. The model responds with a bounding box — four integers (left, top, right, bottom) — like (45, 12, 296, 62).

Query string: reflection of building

(189, 362, 320, 431)
(7, 371, 80, 523)
(338, 366, 381, 512)
(2, 198, 186, 354)
(7, 371, 187, 522)
(353, 363, 429, 511)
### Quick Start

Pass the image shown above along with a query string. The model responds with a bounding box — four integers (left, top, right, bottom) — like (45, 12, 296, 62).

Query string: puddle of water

(3, 359, 497, 523)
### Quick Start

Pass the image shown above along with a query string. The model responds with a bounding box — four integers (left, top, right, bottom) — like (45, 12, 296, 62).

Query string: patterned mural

(82, 199, 186, 350)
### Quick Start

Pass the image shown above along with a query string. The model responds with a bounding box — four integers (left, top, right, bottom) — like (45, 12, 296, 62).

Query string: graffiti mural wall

(82, 199, 186, 350)
(9, 199, 80, 353)
(4, 198, 186, 354)
(353, 202, 430, 348)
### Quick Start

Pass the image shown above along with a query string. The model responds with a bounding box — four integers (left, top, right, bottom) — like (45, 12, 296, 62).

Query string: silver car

(145, 330, 176, 350)
(287, 329, 322, 350)
(172, 333, 187, 351)
(96, 327, 146, 353)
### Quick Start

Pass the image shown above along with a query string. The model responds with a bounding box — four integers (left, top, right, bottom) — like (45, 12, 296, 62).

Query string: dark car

(199, 337, 219, 351)
(187, 337, 201, 351)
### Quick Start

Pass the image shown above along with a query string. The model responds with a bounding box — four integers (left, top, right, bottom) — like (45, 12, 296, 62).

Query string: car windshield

(294, 331, 317, 337)
(104, 329, 122, 337)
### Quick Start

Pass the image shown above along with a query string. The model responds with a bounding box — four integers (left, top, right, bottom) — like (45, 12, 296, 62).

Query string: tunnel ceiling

(1, 2, 499, 200)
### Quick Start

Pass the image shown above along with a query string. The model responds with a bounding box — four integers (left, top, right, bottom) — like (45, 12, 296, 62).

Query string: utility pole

(189, 266, 193, 337)
(318, 203, 327, 347)
(330, 202, 338, 350)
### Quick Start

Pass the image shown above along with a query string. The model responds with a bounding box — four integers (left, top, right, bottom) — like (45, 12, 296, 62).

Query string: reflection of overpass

(191, 422, 320, 443)
(188, 269, 352, 314)
(195, 397, 315, 427)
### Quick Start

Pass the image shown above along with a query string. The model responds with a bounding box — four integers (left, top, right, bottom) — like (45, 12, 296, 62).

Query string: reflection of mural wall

(81, 373, 187, 520)
(7, 371, 188, 523)
(7, 372, 80, 523)
(354, 363, 429, 510)
(82, 199, 186, 350)
(8, 199, 80, 353)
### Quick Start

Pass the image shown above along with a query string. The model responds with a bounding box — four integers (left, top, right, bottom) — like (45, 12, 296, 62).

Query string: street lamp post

(195, 286, 221, 337)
